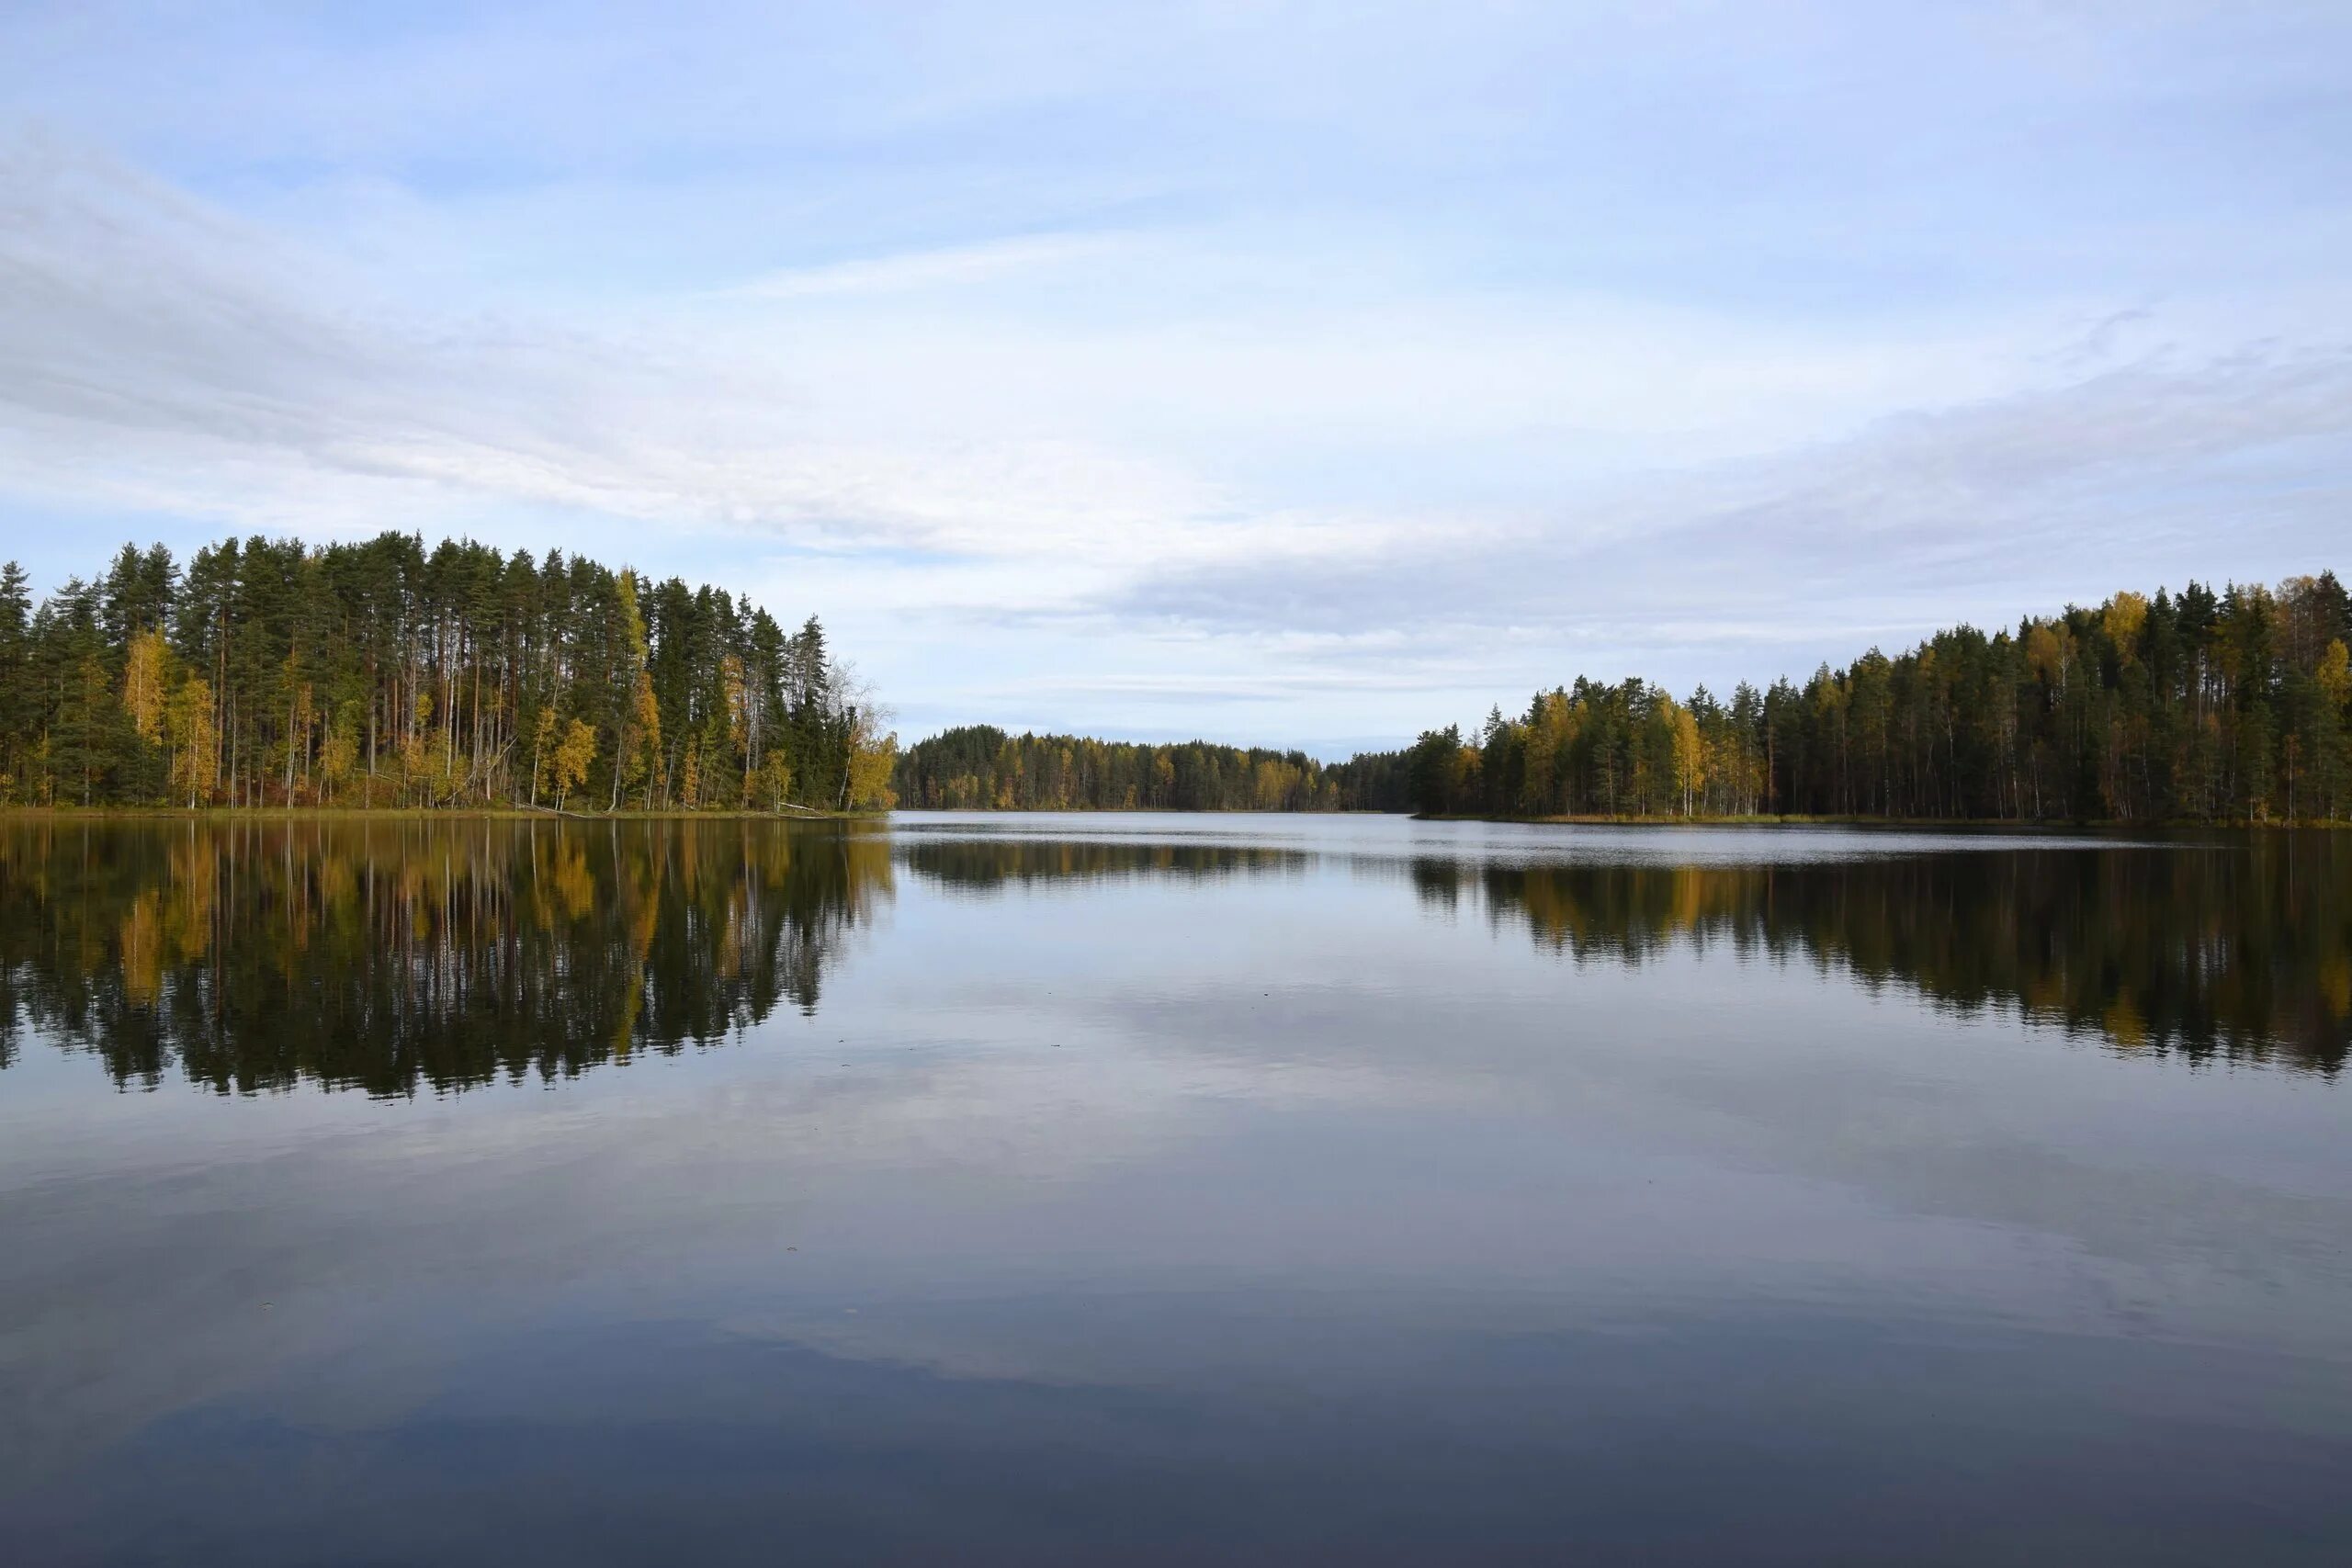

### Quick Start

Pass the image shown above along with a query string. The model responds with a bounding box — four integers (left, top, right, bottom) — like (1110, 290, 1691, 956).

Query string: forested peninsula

(0, 536, 898, 813)
(1405, 575, 2352, 825)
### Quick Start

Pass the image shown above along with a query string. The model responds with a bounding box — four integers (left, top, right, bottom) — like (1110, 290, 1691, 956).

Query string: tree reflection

(896, 837, 1307, 891)
(1450, 839, 2350, 1075)
(895, 832, 2350, 1075)
(5, 824, 2343, 1092)
(0, 819, 893, 1096)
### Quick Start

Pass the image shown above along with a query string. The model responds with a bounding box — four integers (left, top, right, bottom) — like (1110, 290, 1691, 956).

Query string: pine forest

(0, 535, 898, 813)
(1407, 575, 2352, 824)
(3, 540, 2347, 826)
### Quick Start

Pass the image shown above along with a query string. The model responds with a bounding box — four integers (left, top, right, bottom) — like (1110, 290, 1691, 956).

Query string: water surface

(2, 814, 2347, 1563)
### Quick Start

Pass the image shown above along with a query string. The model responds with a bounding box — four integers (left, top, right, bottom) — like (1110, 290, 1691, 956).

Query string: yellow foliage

(2102, 592, 2149, 661)
(622, 671, 662, 800)
(167, 676, 218, 807)
(1670, 704, 1704, 815)
(845, 729, 898, 810)
(320, 716, 357, 798)
(2318, 639, 2351, 709)
(551, 717, 598, 810)
(123, 630, 172, 744)
(119, 892, 163, 1007)
(754, 751, 795, 811)
(2024, 623, 2072, 687)
(2317, 957, 2350, 1020)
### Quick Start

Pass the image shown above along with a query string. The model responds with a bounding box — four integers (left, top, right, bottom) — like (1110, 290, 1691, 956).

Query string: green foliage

(0, 534, 874, 813)
(1405, 574, 2352, 823)
(894, 726, 1408, 812)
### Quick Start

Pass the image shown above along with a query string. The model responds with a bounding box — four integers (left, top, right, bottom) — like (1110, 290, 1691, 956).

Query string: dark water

(2, 814, 2347, 1565)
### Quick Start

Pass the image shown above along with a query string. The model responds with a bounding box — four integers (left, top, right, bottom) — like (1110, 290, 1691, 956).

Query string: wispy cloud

(2, 0, 2350, 739)
(0, 134, 1203, 560)
(724, 232, 1135, 300)
(1107, 344, 2352, 694)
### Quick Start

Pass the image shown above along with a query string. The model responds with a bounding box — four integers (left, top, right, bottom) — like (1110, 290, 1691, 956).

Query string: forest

(9, 538, 2345, 828)
(0, 535, 899, 813)
(1407, 574, 2352, 824)
(893, 725, 1408, 811)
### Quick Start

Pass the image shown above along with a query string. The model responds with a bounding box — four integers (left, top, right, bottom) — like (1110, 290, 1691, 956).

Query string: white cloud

(723, 232, 1137, 300)
(0, 134, 1209, 564)
(2, 0, 2350, 742)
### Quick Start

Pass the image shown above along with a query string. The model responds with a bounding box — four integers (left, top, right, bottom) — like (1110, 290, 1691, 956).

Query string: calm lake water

(2, 813, 2348, 1564)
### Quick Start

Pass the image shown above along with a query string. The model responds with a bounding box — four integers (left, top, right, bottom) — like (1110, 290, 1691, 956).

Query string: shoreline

(1410, 811, 2349, 830)
(0, 806, 880, 823)
(2, 806, 2341, 829)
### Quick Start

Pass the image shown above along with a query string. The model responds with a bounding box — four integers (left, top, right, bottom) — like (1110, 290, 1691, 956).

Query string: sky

(1, 1, 2347, 756)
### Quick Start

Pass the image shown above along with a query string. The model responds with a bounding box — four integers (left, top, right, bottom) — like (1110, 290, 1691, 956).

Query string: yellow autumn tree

(123, 629, 172, 744)
(845, 725, 898, 810)
(1670, 703, 1705, 817)
(552, 717, 597, 812)
(166, 675, 218, 807)
(753, 751, 794, 811)
(121, 629, 176, 802)
(624, 671, 662, 808)
(2024, 622, 2074, 691)
(2102, 591, 2149, 664)
(2320, 639, 2351, 710)
(319, 702, 360, 805)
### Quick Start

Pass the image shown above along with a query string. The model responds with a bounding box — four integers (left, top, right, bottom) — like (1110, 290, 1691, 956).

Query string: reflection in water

(905, 831, 2351, 1076)
(3, 820, 2346, 1094)
(1439, 840, 2351, 1075)
(898, 835, 1309, 891)
(0, 819, 892, 1096)
(2, 817, 2349, 1564)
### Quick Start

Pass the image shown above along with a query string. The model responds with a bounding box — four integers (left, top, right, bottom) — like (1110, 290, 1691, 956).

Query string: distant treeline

(894, 726, 1409, 811)
(1408, 575, 2352, 824)
(0, 535, 897, 813)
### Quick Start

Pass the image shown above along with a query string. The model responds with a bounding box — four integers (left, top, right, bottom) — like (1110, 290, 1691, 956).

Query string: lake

(1, 813, 2347, 1564)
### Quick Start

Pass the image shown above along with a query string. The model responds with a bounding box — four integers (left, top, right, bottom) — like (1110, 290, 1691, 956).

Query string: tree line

(893, 725, 1408, 811)
(0, 534, 898, 813)
(1406, 575, 2352, 823)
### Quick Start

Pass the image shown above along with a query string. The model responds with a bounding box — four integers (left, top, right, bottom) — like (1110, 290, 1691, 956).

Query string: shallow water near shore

(2, 813, 2347, 1564)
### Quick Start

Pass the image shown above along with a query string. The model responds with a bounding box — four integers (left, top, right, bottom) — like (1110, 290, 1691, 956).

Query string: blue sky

(2, 2, 2347, 754)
